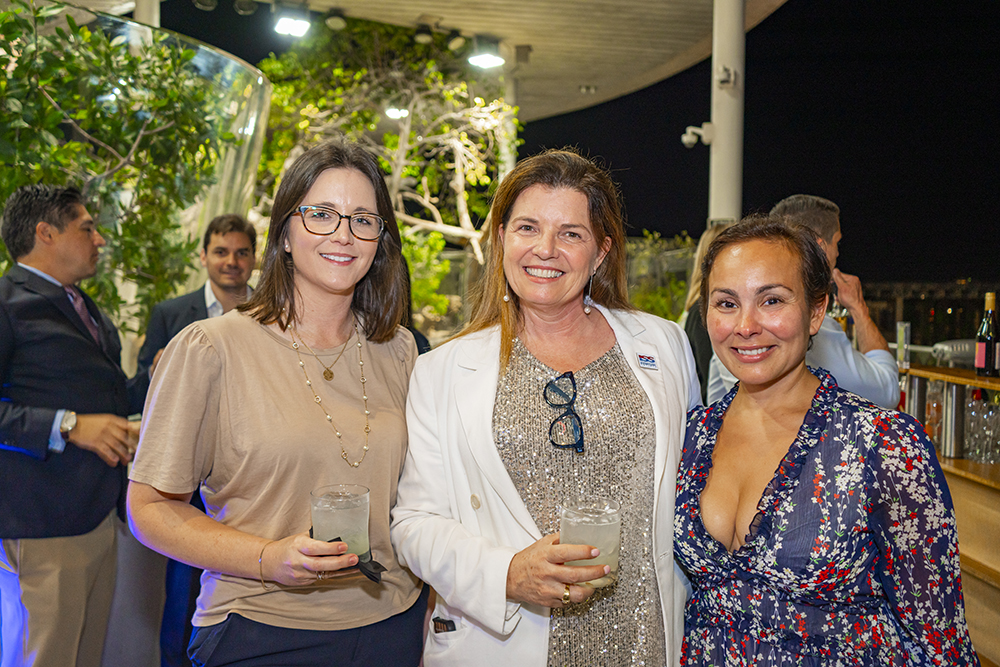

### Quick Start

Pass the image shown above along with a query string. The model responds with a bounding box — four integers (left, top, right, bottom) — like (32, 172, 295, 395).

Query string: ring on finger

(562, 584, 571, 605)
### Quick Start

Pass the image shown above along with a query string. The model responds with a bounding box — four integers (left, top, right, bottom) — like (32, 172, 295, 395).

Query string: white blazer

(390, 306, 700, 667)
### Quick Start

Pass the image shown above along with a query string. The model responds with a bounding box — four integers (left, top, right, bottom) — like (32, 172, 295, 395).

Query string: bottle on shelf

(975, 292, 998, 377)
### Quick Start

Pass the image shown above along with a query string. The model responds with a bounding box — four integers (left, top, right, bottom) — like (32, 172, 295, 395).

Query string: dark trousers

(162, 494, 207, 667)
(188, 584, 429, 667)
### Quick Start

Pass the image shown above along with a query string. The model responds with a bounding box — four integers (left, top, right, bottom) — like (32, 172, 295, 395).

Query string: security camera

(680, 122, 714, 149)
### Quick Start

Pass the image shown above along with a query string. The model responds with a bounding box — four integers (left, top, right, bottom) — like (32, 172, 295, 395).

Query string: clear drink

(560, 496, 621, 588)
(310, 484, 370, 556)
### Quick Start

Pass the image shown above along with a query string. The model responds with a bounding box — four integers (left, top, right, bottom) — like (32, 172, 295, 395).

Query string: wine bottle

(975, 292, 998, 377)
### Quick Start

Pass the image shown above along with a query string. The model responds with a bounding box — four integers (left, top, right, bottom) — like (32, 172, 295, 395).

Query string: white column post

(707, 0, 745, 225)
(133, 0, 160, 27)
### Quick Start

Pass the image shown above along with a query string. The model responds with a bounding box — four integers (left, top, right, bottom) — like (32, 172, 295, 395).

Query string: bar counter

(903, 365, 1000, 663)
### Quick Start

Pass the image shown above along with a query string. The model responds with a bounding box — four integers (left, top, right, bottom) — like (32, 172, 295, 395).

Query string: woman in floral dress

(673, 216, 979, 666)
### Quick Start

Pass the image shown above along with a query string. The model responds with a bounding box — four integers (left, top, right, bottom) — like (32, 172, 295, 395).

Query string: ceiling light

(446, 30, 466, 52)
(192, 0, 217, 11)
(273, 2, 310, 36)
(275, 17, 309, 36)
(468, 36, 504, 69)
(414, 24, 433, 45)
(233, 0, 257, 15)
(324, 8, 346, 31)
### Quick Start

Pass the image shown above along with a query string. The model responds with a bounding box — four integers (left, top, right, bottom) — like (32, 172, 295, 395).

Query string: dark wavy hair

(239, 139, 406, 343)
(1, 185, 86, 260)
(699, 214, 831, 328)
(461, 148, 633, 370)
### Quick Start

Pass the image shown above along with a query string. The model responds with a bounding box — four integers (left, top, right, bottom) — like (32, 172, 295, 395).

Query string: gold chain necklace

(289, 320, 371, 468)
(295, 331, 350, 381)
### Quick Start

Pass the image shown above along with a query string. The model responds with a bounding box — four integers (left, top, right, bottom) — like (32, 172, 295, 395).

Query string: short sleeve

(130, 322, 222, 495)
(866, 411, 979, 665)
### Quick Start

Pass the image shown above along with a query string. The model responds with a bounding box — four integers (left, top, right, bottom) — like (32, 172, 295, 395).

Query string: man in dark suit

(134, 213, 255, 667)
(0, 184, 151, 667)
(136, 214, 256, 379)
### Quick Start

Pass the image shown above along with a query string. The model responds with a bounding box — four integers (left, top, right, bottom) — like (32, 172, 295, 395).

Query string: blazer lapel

(453, 332, 542, 540)
(13, 267, 96, 344)
(601, 307, 685, 518)
(79, 288, 117, 356)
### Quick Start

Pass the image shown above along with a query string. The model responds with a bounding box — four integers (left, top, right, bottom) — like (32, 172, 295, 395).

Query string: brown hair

(203, 214, 257, 253)
(239, 138, 406, 343)
(461, 148, 633, 370)
(699, 215, 830, 327)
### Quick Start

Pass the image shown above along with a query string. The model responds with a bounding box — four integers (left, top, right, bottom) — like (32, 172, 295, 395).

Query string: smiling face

(501, 185, 610, 318)
(200, 231, 254, 294)
(706, 239, 826, 391)
(286, 168, 379, 304)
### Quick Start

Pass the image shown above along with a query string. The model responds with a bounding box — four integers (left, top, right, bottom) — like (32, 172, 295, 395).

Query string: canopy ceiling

(13, 0, 787, 121)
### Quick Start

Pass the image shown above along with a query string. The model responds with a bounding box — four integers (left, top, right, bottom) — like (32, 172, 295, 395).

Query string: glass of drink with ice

(559, 496, 621, 588)
(310, 484, 370, 556)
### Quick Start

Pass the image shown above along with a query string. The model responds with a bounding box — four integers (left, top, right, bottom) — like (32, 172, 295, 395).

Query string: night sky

(156, 0, 1000, 283)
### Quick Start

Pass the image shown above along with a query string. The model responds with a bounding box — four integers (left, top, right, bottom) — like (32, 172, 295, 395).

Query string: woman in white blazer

(391, 149, 699, 667)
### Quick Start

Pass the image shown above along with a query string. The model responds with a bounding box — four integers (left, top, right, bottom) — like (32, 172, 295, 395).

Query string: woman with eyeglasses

(127, 139, 427, 665)
(390, 149, 700, 667)
(674, 216, 978, 665)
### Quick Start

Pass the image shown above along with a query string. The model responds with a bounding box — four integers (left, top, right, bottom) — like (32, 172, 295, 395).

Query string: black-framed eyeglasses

(294, 205, 384, 241)
(544, 371, 584, 454)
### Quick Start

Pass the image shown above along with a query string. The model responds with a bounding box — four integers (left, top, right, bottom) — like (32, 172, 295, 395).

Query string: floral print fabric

(673, 368, 979, 666)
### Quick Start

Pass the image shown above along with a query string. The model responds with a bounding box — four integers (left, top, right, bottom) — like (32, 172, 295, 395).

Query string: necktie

(65, 286, 101, 344)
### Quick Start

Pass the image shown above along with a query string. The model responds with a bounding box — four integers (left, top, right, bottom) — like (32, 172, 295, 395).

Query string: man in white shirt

(136, 214, 255, 378)
(706, 195, 899, 408)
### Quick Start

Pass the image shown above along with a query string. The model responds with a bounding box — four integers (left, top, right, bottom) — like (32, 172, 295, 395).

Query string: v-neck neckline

(692, 367, 836, 560)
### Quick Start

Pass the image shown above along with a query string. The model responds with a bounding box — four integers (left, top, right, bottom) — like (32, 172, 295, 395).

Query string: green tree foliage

(401, 230, 449, 319)
(0, 0, 239, 331)
(256, 19, 517, 324)
(627, 230, 694, 321)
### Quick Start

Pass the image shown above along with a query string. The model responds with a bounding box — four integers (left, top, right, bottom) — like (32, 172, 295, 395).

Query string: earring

(583, 273, 595, 315)
(502, 281, 511, 303)
(284, 241, 290, 252)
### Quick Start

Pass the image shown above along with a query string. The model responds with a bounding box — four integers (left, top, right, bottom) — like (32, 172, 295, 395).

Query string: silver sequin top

(493, 339, 665, 667)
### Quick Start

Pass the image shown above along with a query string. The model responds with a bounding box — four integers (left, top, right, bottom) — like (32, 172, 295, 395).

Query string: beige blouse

(130, 310, 420, 631)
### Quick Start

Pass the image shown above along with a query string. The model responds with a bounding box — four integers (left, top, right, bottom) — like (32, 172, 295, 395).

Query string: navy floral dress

(673, 368, 979, 666)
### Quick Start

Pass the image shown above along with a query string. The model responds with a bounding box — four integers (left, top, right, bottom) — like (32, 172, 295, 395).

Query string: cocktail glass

(560, 496, 621, 588)
(310, 484, 370, 556)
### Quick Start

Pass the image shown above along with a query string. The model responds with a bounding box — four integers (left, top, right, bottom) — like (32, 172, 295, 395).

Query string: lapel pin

(637, 354, 658, 370)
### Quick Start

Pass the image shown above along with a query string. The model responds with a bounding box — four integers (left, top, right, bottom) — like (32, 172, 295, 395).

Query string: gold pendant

(323, 369, 334, 381)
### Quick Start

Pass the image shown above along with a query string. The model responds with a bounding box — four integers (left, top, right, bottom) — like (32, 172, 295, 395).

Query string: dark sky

(156, 0, 1000, 283)
(520, 0, 1000, 283)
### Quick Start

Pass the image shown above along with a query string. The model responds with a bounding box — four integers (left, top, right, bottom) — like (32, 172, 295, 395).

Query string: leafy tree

(256, 19, 518, 327)
(627, 230, 694, 321)
(0, 0, 241, 331)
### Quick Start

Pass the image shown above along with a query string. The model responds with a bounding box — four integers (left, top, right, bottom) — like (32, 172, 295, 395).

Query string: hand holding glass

(560, 496, 621, 588)
(310, 484, 370, 556)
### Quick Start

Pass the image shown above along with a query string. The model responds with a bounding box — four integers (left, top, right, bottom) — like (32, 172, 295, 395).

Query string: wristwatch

(60, 410, 77, 440)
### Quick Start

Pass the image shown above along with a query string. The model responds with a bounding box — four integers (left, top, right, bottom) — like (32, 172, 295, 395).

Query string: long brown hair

(461, 148, 633, 370)
(239, 138, 406, 342)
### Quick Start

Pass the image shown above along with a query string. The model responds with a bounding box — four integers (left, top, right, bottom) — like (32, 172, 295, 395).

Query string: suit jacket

(390, 306, 700, 667)
(136, 286, 209, 380)
(0, 265, 149, 538)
